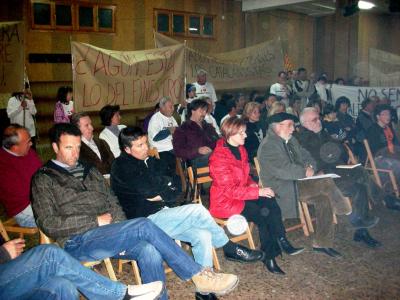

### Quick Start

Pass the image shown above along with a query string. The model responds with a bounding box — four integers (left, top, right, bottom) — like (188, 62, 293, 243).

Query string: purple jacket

(173, 120, 219, 160)
(54, 101, 70, 124)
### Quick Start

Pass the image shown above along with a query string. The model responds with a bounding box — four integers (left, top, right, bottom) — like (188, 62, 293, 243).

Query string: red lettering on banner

(93, 52, 108, 75)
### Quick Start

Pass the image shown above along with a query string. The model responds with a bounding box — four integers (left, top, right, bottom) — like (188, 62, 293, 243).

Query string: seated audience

(296, 108, 381, 248)
(71, 112, 114, 175)
(178, 83, 197, 123)
(148, 96, 179, 175)
(0, 238, 163, 300)
(286, 95, 302, 120)
(220, 98, 239, 126)
(258, 112, 352, 258)
(242, 102, 263, 160)
(214, 93, 233, 126)
(31, 123, 238, 299)
(367, 104, 400, 185)
(99, 105, 126, 158)
(173, 99, 219, 167)
(209, 117, 304, 276)
(203, 97, 221, 136)
(7, 83, 37, 147)
(54, 86, 74, 124)
(258, 94, 277, 134)
(111, 126, 262, 299)
(335, 96, 355, 136)
(356, 98, 376, 141)
(322, 104, 348, 142)
(0, 125, 41, 227)
(235, 93, 248, 115)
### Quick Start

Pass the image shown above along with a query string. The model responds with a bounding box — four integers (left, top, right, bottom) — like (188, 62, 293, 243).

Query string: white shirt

(147, 111, 178, 152)
(204, 114, 221, 136)
(7, 96, 37, 137)
(270, 83, 291, 99)
(82, 137, 101, 159)
(192, 81, 218, 104)
(62, 101, 74, 116)
(99, 125, 126, 158)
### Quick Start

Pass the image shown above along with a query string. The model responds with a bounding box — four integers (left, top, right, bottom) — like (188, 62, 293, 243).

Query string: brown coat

(80, 137, 115, 175)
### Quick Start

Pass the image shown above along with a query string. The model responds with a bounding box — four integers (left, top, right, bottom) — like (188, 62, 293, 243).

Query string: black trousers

(241, 197, 285, 259)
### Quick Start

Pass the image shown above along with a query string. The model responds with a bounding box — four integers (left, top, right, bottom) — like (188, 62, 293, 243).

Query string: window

(154, 9, 215, 39)
(55, 4, 72, 28)
(98, 6, 115, 31)
(157, 12, 169, 32)
(173, 14, 185, 34)
(32, 2, 52, 28)
(188, 16, 200, 35)
(78, 5, 94, 29)
(30, 1, 116, 33)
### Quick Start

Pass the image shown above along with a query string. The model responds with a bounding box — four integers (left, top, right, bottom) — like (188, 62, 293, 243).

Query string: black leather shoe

(224, 244, 265, 263)
(277, 237, 305, 256)
(264, 258, 285, 275)
(350, 216, 379, 229)
(353, 229, 382, 248)
(385, 196, 400, 211)
(195, 292, 218, 300)
(312, 247, 343, 258)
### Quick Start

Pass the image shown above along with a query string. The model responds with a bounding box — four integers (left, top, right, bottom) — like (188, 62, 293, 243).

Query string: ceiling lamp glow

(358, 1, 375, 9)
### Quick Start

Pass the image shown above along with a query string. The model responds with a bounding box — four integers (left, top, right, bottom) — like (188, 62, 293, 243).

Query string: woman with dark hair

(335, 96, 356, 142)
(54, 86, 74, 124)
(99, 105, 126, 158)
(209, 117, 304, 276)
(173, 99, 219, 167)
(242, 102, 263, 160)
(322, 103, 347, 142)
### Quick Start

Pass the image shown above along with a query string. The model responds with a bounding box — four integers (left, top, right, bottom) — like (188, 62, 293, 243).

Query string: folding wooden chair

(363, 139, 399, 197)
(38, 230, 117, 281)
(253, 157, 312, 236)
(187, 166, 256, 249)
(0, 219, 10, 241)
(2, 217, 39, 239)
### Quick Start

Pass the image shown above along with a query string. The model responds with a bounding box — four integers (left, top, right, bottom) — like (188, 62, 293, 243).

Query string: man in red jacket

(0, 124, 42, 227)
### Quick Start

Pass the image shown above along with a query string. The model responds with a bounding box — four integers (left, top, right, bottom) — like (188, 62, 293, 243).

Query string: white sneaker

(127, 281, 164, 300)
(192, 268, 239, 296)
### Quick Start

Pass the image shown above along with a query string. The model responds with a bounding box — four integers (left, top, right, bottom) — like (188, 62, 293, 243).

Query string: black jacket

(367, 123, 399, 156)
(111, 152, 182, 219)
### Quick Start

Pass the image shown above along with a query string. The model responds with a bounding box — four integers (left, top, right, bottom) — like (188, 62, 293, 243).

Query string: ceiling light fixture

(358, 1, 375, 10)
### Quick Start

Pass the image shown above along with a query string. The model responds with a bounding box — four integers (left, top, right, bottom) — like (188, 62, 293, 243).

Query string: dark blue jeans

(0, 244, 126, 300)
(64, 218, 202, 300)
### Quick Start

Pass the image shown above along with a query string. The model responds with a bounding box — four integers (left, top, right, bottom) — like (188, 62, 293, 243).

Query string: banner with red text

(154, 32, 284, 90)
(0, 22, 24, 93)
(71, 42, 185, 112)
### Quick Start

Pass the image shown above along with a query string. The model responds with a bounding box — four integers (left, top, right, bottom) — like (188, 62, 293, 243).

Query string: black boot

(277, 236, 305, 256)
(195, 292, 218, 300)
(353, 229, 382, 248)
(264, 258, 285, 275)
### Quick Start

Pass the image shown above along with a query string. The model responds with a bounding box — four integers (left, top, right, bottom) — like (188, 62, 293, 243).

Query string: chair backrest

(148, 147, 160, 159)
(343, 143, 358, 165)
(363, 139, 383, 186)
(0, 219, 10, 241)
(187, 166, 212, 185)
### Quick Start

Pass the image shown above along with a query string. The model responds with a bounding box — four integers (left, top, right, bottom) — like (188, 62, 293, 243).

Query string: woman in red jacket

(209, 117, 303, 275)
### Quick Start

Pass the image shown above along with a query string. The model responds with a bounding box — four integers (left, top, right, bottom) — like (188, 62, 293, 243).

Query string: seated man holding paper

(258, 112, 352, 258)
(295, 107, 381, 248)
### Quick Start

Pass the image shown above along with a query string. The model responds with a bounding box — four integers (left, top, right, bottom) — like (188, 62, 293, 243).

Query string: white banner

(369, 48, 400, 87)
(330, 84, 400, 117)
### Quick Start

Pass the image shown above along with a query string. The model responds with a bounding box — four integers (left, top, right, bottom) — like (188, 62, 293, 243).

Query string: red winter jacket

(209, 139, 259, 218)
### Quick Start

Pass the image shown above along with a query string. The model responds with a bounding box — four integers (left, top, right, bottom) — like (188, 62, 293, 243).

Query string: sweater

(173, 120, 219, 161)
(31, 160, 126, 247)
(0, 148, 42, 217)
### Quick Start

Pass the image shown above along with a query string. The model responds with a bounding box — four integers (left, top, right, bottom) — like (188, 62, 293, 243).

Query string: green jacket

(257, 129, 316, 218)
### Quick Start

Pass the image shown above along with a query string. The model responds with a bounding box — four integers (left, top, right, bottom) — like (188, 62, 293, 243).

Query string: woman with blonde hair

(242, 102, 263, 160)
